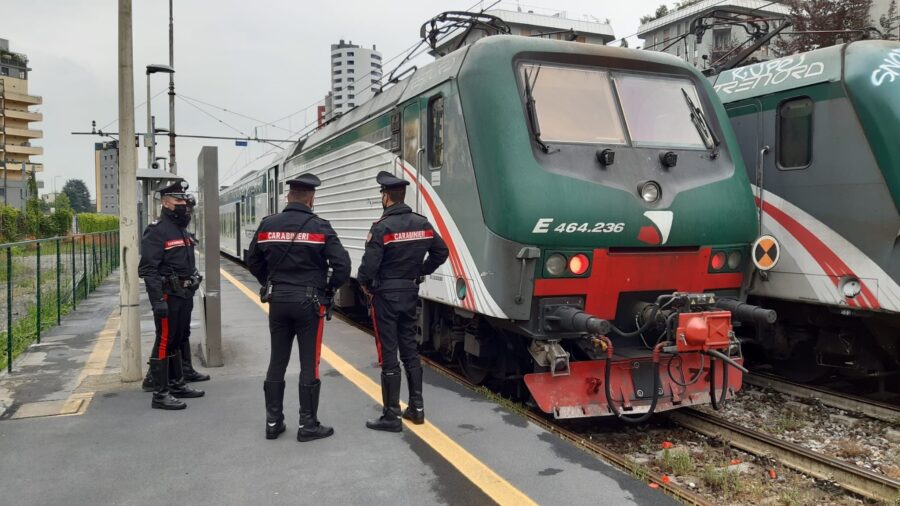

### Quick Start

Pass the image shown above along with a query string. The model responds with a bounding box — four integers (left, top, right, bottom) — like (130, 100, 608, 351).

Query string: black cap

(376, 171, 410, 191)
(157, 180, 189, 199)
(285, 173, 321, 191)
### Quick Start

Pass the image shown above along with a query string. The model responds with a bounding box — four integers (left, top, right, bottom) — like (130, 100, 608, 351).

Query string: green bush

(76, 213, 119, 233)
(0, 205, 25, 242)
(50, 208, 73, 236)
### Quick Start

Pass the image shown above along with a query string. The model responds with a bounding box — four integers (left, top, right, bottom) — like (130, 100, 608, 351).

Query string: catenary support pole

(118, 0, 143, 382)
(198, 147, 223, 366)
(168, 0, 177, 175)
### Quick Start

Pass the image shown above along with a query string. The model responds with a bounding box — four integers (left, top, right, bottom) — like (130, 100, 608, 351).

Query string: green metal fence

(1, 231, 120, 372)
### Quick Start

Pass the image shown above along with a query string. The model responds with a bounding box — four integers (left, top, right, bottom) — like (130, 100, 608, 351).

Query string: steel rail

(668, 408, 900, 503)
(744, 372, 900, 424)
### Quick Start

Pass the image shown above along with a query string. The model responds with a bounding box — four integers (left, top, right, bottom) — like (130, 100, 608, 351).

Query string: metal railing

(1, 231, 119, 372)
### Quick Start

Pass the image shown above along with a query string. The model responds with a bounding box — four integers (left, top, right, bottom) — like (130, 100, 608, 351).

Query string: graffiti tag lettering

(715, 54, 825, 94)
(871, 48, 900, 87)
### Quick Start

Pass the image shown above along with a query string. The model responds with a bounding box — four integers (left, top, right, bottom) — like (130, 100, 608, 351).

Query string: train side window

(428, 96, 444, 168)
(777, 97, 813, 169)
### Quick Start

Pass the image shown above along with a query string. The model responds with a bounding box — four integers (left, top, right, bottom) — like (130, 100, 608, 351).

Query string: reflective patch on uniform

(383, 230, 434, 245)
(257, 231, 326, 244)
(164, 239, 187, 250)
(366, 232, 373, 243)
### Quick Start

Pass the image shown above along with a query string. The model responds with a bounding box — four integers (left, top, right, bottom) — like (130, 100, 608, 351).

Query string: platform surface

(0, 260, 676, 505)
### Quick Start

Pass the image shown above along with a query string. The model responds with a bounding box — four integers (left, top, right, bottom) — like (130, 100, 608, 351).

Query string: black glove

(322, 288, 335, 321)
(151, 299, 168, 318)
(415, 275, 426, 285)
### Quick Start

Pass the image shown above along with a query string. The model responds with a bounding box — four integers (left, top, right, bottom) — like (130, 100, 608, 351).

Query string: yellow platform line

(220, 268, 537, 506)
(59, 309, 120, 416)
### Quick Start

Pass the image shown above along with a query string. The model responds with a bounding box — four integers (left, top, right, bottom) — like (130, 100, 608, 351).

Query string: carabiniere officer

(138, 180, 205, 411)
(358, 171, 449, 432)
(247, 173, 351, 441)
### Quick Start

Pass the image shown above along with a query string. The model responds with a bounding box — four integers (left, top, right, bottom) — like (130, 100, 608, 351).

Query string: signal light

(710, 251, 726, 271)
(568, 254, 590, 275)
(546, 254, 566, 276)
(727, 251, 742, 270)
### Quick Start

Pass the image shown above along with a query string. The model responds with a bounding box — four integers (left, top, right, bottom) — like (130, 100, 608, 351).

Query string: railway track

(668, 408, 900, 503)
(743, 372, 900, 424)
(333, 310, 714, 506)
(335, 307, 900, 503)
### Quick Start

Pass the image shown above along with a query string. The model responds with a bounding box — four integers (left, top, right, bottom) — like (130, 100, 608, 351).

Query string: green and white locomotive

(222, 35, 777, 421)
(714, 41, 900, 381)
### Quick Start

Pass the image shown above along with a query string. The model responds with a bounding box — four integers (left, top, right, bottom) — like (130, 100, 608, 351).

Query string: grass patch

(772, 410, 806, 433)
(700, 464, 743, 498)
(660, 448, 696, 475)
(835, 439, 869, 459)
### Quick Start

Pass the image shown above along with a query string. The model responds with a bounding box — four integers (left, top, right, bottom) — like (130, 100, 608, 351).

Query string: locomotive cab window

(428, 96, 444, 168)
(520, 64, 626, 145)
(777, 97, 813, 169)
(613, 74, 710, 150)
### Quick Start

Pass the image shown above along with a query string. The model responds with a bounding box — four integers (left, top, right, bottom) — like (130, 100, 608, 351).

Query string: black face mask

(381, 194, 388, 210)
(163, 204, 190, 226)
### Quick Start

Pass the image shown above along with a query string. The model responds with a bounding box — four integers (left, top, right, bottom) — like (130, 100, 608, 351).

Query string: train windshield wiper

(524, 65, 552, 154)
(681, 88, 720, 159)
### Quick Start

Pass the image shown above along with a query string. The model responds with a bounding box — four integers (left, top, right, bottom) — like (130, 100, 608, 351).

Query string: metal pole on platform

(168, 0, 177, 175)
(197, 147, 223, 366)
(36, 242, 41, 343)
(56, 238, 61, 325)
(119, 0, 143, 382)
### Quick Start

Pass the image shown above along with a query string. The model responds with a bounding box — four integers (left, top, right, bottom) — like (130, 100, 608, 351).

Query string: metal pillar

(118, 0, 143, 382)
(197, 146, 223, 367)
(168, 0, 177, 175)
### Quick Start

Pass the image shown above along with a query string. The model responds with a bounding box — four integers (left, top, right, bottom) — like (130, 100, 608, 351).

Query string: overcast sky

(1, 0, 662, 197)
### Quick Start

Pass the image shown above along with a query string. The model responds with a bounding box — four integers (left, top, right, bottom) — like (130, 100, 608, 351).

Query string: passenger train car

(713, 41, 900, 380)
(221, 35, 776, 421)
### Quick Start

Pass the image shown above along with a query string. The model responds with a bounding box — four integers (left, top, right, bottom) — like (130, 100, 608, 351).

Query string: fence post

(36, 242, 41, 343)
(82, 235, 88, 298)
(56, 238, 61, 326)
(7, 248, 12, 373)
(72, 236, 77, 309)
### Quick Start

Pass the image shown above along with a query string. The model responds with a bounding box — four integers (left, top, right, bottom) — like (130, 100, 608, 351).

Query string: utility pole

(168, 0, 177, 175)
(118, 0, 143, 382)
(1, 79, 6, 206)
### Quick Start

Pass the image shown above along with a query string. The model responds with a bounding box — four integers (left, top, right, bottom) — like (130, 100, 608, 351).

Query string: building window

(371, 87, 378, 93)
(334, 69, 342, 75)
(335, 86, 342, 91)
(347, 85, 354, 90)
(334, 78, 342, 83)
(335, 95, 342, 100)
(371, 79, 379, 84)
(347, 69, 354, 74)
(347, 60, 354, 65)
(348, 94, 355, 99)
(372, 54, 381, 61)
(348, 103, 355, 107)
(333, 61, 341, 66)
(371, 63, 381, 69)
(0, 67, 8, 76)
(347, 51, 354, 56)
(777, 97, 813, 169)
(428, 96, 444, 168)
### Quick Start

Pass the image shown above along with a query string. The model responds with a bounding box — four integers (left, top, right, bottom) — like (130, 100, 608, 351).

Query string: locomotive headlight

(639, 181, 661, 203)
(840, 277, 862, 298)
(568, 254, 590, 275)
(546, 254, 567, 276)
(727, 251, 742, 270)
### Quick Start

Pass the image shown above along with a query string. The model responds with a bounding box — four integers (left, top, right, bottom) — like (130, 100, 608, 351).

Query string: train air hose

(599, 336, 670, 424)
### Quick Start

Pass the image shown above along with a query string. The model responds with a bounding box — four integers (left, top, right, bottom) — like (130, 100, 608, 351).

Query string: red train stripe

(399, 165, 476, 311)
(757, 198, 879, 310)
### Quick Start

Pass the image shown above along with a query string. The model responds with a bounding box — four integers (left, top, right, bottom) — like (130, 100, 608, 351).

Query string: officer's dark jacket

(138, 212, 197, 302)
(246, 202, 351, 299)
(358, 203, 449, 291)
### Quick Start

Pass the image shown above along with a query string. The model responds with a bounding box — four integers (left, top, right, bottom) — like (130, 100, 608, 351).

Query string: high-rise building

(328, 40, 382, 117)
(0, 38, 43, 210)
(95, 140, 119, 215)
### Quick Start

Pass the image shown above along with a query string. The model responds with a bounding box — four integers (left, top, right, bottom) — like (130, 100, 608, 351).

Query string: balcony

(2, 108, 42, 122)
(3, 143, 43, 156)
(3, 91, 42, 105)
(3, 127, 42, 139)
(0, 160, 43, 172)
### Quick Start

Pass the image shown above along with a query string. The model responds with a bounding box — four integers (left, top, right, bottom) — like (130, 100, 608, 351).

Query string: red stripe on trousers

(314, 304, 325, 380)
(158, 294, 169, 359)
(370, 301, 383, 366)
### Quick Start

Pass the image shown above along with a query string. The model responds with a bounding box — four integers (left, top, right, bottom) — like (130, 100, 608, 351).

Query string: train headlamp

(546, 254, 566, 276)
(840, 277, 861, 299)
(568, 254, 590, 275)
(639, 181, 661, 203)
(710, 251, 727, 271)
(727, 251, 742, 270)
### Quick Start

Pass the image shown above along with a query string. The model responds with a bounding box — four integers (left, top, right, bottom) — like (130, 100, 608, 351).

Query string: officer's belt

(271, 285, 322, 297)
(374, 278, 417, 290)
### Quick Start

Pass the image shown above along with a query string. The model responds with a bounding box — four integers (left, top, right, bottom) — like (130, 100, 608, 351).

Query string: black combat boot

(366, 372, 402, 432)
(142, 364, 155, 392)
(181, 339, 210, 382)
(297, 380, 334, 442)
(264, 380, 286, 440)
(168, 351, 205, 398)
(402, 366, 425, 424)
(150, 357, 186, 410)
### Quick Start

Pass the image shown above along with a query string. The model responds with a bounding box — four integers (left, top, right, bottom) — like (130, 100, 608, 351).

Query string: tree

(50, 193, 73, 236)
(775, 0, 874, 55)
(640, 4, 669, 25)
(62, 179, 93, 213)
(881, 0, 898, 39)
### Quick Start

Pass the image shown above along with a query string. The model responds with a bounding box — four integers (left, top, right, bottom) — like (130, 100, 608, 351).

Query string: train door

(235, 202, 242, 254)
(725, 100, 764, 231)
(401, 101, 423, 212)
(267, 165, 278, 214)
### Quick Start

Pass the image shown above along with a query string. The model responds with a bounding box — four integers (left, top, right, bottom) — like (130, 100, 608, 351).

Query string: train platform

(0, 261, 676, 505)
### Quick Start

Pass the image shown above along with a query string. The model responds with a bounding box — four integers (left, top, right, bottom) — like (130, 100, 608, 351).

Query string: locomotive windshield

(520, 64, 711, 151)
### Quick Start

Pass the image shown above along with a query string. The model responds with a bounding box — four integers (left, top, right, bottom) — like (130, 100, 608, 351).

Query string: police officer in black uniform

(358, 171, 449, 432)
(247, 174, 351, 441)
(138, 181, 205, 410)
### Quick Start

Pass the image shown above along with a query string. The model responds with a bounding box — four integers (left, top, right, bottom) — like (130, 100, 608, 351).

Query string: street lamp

(53, 175, 64, 194)
(146, 64, 175, 170)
